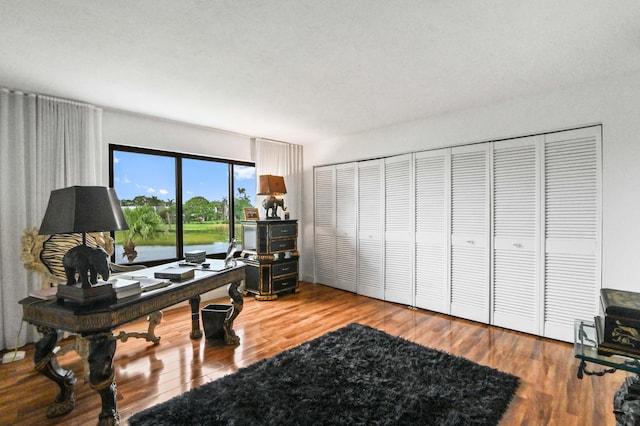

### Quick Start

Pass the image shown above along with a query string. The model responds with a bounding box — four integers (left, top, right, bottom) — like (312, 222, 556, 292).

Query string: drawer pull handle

(513, 243, 522, 248)
(281, 266, 290, 271)
(466, 240, 474, 244)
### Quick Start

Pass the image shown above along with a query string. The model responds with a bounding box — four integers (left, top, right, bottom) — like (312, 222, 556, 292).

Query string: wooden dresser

(240, 219, 299, 300)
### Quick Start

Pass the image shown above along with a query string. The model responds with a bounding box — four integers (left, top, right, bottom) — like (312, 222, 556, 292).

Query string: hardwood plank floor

(0, 282, 627, 425)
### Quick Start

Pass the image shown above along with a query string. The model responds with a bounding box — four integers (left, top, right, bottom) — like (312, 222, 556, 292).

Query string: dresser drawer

(273, 260, 298, 278)
(270, 223, 297, 239)
(269, 238, 296, 252)
(273, 275, 298, 293)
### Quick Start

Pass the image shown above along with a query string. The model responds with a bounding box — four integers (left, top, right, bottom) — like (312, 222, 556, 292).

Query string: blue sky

(113, 151, 256, 203)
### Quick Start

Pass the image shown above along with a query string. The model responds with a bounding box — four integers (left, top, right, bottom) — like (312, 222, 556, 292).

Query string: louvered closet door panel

(543, 127, 601, 342)
(384, 154, 413, 305)
(358, 159, 384, 299)
(315, 234, 336, 285)
(492, 137, 541, 334)
(335, 235, 357, 291)
(415, 149, 450, 313)
(314, 166, 336, 285)
(335, 163, 357, 292)
(450, 144, 490, 323)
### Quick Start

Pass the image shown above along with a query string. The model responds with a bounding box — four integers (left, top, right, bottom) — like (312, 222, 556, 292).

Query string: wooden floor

(0, 281, 627, 425)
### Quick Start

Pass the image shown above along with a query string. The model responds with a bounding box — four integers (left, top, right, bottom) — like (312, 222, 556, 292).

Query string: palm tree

(157, 199, 175, 230)
(147, 195, 164, 208)
(121, 206, 168, 262)
(237, 187, 247, 200)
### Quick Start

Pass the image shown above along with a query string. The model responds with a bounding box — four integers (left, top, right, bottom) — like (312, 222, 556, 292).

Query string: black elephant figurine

(62, 245, 110, 288)
(262, 196, 286, 219)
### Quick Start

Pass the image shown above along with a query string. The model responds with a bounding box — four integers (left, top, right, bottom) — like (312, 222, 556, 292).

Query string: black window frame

(109, 144, 255, 266)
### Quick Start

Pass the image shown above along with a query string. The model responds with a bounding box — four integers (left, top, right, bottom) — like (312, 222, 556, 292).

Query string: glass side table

(575, 320, 640, 426)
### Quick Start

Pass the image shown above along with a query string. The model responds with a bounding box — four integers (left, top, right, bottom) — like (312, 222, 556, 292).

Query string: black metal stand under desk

(575, 320, 640, 426)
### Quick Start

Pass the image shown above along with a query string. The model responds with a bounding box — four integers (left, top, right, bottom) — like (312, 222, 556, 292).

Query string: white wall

(301, 71, 640, 293)
(103, 109, 253, 301)
(102, 109, 252, 176)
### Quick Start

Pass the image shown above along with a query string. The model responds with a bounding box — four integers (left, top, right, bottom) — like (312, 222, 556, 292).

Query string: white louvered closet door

(358, 159, 384, 299)
(384, 154, 414, 305)
(335, 163, 358, 292)
(492, 137, 542, 334)
(414, 149, 450, 313)
(450, 144, 491, 323)
(543, 127, 601, 342)
(314, 165, 336, 286)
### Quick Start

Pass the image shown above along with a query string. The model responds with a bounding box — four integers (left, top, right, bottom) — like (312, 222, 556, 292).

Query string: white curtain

(0, 89, 102, 350)
(251, 138, 303, 221)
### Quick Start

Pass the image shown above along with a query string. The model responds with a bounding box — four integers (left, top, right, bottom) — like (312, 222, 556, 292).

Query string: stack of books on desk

(107, 277, 142, 299)
(138, 277, 172, 292)
(115, 275, 172, 292)
(154, 266, 195, 281)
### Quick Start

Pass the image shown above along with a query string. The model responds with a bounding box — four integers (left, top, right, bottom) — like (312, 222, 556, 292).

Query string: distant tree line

(119, 188, 253, 225)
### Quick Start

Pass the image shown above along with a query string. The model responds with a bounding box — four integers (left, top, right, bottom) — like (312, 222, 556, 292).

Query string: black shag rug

(129, 323, 519, 426)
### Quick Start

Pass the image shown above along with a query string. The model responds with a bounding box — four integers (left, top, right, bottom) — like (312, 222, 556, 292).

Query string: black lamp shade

(39, 186, 129, 235)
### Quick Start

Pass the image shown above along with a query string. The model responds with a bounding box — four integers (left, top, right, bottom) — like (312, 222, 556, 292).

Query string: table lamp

(38, 186, 129, 304)
(257, 175, 287, 219)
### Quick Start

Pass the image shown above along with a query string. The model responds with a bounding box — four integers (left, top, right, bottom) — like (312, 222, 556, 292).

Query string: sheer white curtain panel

(251, 138, 303, 221)
(0, 89, 103, 350)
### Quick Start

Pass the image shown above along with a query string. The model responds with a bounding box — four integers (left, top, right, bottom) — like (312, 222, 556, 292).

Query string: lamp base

(57, 283, 115, 305)
(262, 195, 285, 220)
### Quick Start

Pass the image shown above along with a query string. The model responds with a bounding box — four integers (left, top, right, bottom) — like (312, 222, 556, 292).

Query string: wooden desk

(20, 261, 245, 426)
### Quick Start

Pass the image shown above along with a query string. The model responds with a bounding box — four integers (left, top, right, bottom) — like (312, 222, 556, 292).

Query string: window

(110, 145, 255, 264)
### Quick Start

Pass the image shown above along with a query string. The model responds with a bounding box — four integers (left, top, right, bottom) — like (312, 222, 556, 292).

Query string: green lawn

(115, 222, 242, 245)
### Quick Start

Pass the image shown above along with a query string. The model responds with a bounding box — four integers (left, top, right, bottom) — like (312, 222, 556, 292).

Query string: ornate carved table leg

(34, 326, 76, 418)
(115, 310, 163, 345)
(223, 280, 244, 345)
(146, 310, 163, 344)
(87, 333, 119, 426)
(189, 296, 203, 339)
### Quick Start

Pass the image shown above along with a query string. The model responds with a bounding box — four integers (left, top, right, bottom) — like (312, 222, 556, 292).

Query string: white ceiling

(1, 1, 640, 144)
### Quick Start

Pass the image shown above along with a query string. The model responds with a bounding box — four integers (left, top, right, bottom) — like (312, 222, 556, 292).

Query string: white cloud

(235, 166, 255, 180)
(147, 187, 156, 194)
(159, 189, 169, 195)
(113, 156, 120, 164)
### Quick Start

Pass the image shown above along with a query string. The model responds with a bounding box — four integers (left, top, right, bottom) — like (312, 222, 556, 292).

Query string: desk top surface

(20, 260, 245, 334)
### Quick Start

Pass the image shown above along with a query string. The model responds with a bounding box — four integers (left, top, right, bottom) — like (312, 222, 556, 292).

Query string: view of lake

(114, 242, 236, 264)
